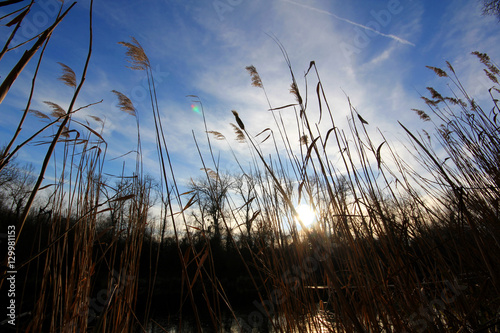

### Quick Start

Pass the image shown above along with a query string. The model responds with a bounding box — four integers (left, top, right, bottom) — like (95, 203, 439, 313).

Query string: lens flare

(191, 104, 200, 113)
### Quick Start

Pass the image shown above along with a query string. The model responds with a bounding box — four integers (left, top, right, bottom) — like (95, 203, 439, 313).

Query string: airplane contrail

(280, 0, 415, 46)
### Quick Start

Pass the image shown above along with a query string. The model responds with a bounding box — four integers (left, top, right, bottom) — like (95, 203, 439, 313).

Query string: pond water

(146, 306, 335, 333)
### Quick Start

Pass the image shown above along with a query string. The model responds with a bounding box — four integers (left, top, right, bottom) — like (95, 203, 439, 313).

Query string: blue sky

(1, 0, 499, 199)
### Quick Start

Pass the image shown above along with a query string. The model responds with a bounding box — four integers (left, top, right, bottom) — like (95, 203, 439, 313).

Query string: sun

(295, 204, 316, 229)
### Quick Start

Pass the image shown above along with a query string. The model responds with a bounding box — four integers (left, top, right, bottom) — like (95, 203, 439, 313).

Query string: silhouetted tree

(101, 174, 159, 233)
(0, 160, 36, 217)
(232, 173, 258, 241)
(481, 0, 500, 20)
(102, 177, 134, 229)
(190, 170, 233, 243)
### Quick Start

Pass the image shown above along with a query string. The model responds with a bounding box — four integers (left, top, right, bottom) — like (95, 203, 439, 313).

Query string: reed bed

(0, 1, 499, 332)
(225, 49, 500, 332)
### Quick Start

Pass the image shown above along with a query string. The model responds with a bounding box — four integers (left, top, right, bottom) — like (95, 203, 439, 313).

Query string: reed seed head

(112, 90, 136, 117)
(412, 109, 431, 121)
(230, 123, 246, 143)
(245, 65, 263, 88)
(29, 109, 51, 121)
(44, 101, 66, 118)
(57, 62, 77, 88)
(118, 37, 150, 71)
(232, 110, 245, 130)
(289, 82, 302, 104)
(426, 66, 448, 77)
(484, 69, 499, 84)
(300, 135, 308, 145)
(426, 87, 444, 101)
(206, 131, 225, 140)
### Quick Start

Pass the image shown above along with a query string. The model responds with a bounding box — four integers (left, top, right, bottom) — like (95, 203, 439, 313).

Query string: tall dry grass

(224, 47, 500, 332)
(1, 2, 151, 333)
(0, 1, 499, 332)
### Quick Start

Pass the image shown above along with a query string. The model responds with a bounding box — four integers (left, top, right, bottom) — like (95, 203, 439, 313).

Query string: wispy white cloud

(1, 0, 499, 199)
(280, 0, 415, 46)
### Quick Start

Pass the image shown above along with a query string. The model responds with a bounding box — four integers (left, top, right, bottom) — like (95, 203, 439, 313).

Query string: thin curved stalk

(16, 0, 92, 242)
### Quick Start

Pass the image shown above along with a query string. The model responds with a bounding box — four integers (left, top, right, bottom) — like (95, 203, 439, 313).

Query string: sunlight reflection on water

(146, 308, 335, 333)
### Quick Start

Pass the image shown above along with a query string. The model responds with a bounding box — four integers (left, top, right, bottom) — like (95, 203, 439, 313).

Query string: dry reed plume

(0, 1, 499, 332)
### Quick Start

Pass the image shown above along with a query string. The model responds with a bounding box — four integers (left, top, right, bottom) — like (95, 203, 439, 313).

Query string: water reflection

(147, 307, 334, 333)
